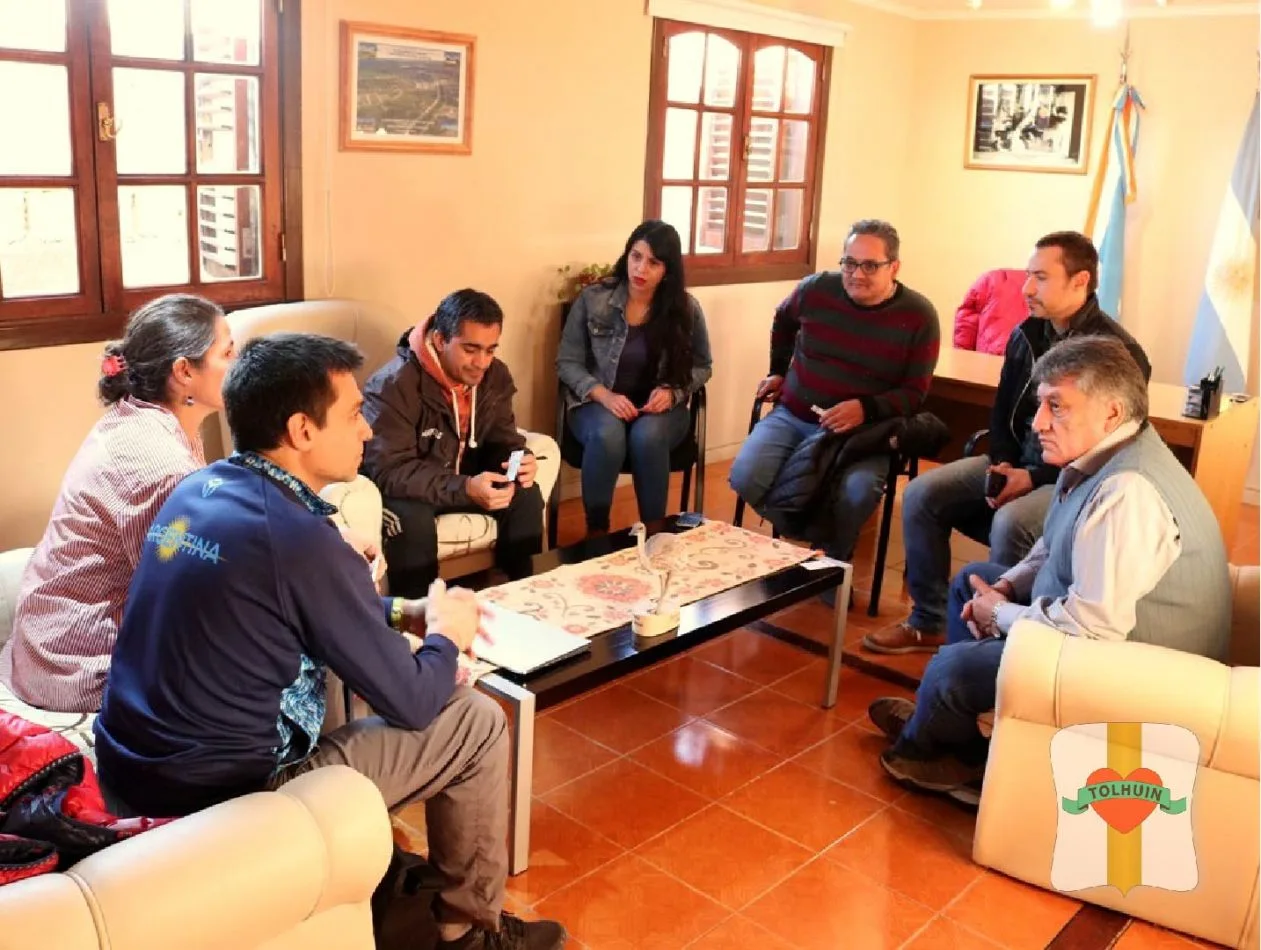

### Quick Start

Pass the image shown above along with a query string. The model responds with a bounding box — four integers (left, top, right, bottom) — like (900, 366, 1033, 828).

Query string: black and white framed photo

(965, 75, 1096, 174)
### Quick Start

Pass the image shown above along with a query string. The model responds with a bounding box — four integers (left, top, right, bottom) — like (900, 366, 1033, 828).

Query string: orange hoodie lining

(410, 322, 472, 443)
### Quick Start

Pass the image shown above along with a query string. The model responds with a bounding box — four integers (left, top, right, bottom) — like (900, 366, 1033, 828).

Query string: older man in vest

(868, 334, 1231, 798)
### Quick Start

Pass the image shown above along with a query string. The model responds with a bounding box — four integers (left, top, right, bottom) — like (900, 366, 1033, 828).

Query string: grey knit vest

(1030, 424, 1231, 660)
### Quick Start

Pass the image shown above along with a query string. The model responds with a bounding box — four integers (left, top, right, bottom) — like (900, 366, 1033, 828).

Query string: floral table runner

(479, 521, 816, 638)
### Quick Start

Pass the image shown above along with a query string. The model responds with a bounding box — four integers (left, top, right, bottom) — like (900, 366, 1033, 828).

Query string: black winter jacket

(990, 296, 1150, 487)
(763, 413, 952, 531)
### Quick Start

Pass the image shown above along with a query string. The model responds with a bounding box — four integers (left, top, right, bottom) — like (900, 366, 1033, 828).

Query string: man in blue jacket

(94, 333, 566, 950)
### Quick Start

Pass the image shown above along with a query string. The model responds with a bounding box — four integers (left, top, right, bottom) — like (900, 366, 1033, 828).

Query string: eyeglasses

(839, 257, 894, 275)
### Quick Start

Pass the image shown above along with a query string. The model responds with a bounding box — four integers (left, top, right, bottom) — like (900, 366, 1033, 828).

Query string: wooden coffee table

(473, 519, 852, 875)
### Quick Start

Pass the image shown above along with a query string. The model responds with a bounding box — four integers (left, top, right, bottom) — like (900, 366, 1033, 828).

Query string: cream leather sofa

(0, 764, 391, 950)
(975, 565, 1260, 949)
(211, 299, 561, 580)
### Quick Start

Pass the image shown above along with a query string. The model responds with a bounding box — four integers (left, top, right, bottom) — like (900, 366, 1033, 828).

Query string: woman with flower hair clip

(0, 294, 235, 714)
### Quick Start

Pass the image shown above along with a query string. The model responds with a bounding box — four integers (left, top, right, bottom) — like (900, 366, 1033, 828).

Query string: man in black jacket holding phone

(863, 231, 1150, 655)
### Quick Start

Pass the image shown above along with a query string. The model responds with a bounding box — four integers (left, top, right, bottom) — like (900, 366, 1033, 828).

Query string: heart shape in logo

(1085, 767, 1163, 834)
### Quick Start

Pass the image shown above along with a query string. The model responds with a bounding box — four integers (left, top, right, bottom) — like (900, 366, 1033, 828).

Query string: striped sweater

(770, 272, 941, 424)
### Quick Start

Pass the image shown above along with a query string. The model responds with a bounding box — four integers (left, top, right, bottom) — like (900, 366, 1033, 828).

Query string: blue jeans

(896, 561, 1010, 763)
(728, 403, 888, 561)
(568, 401, 691, 529)
(902, 455, 1052, 633)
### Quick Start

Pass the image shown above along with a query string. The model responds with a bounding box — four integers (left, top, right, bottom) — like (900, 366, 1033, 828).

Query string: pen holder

(1183, 377, 1223, 421)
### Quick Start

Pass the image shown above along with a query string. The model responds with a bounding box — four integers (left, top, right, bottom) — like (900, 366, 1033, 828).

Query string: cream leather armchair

(212, 299, 561, 579)
(975, 566, 1260, 949)
(0, 765, 391, 950)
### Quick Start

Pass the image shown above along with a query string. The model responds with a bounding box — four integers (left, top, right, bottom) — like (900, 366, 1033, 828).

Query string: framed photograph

(965, 75, 1096, 174)
(339, 21, 475, 154)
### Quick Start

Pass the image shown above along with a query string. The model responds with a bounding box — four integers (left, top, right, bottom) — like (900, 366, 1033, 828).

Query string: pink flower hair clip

(102, 354, 127, 378)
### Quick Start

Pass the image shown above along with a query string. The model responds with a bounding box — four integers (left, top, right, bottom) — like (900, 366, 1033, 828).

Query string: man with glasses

(863, 230, 1150, 656)
(729, 220, 941, 598)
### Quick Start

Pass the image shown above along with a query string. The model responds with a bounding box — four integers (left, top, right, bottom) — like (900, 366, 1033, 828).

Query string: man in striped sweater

(729, 220, 941, 585)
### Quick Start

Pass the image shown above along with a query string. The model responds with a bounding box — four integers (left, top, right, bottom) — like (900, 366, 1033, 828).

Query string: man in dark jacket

(361, 290, 544, 598)
(864, 231, 1151, 655)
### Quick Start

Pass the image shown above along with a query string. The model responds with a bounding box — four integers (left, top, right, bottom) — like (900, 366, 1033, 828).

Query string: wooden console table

(924, 347, 1259, 550)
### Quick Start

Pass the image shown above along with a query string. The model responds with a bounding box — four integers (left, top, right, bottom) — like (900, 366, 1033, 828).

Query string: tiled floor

(397, 460, 1255, 949)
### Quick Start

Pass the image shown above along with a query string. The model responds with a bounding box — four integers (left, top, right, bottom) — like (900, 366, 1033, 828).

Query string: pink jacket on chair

(952, 268, 1028, 355)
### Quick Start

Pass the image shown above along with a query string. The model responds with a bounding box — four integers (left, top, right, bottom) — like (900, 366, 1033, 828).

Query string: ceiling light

(966, 0, 983, 8)
(1050, 0, 1075, 9)
(1091, 0, 1123, 27)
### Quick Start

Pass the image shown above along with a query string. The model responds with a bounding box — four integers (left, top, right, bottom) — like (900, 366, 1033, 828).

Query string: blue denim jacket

(555, 281, 713, 411)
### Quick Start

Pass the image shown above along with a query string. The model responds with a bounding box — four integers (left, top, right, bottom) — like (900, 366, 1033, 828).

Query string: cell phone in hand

(504, 449, 525, 482)
(984, 470, 1008, 499)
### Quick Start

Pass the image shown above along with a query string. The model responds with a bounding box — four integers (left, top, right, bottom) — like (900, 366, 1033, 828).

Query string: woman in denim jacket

(556, 220, 713, 534)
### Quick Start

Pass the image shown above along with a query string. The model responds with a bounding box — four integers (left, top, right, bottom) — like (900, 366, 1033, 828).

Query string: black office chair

(547, 385, 707, 549)
(731, 395, 919, 617)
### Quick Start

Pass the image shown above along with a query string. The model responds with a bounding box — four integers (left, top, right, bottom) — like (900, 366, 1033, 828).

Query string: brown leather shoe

(862, 622, 945, 655)
(867, 697, 916, 741)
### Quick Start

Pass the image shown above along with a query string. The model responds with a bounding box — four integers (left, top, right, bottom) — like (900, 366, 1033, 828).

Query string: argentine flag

(1184, 93, 1260, 394)
(1085, 84, 1144, 321)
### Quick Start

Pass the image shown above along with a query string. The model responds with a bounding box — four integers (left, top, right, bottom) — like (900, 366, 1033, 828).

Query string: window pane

(108, 0, 185, 60)
(198, 185, 261, 281)
(0, 0, 65, 52)
(773, 189, 803, 250)
(665, 31, 703, 104)
(779, 120, 809, 182)
(114, 68, 186, 174)
(196, 74, 259, 173)
(0, 188, 78, 297)
(784, 50, 815, 114)
(752, 46, 784, 112)
(698, 112, 732, 182)
(119, 185, 189, 287)
(191, 0, 260, 65)
(660, 186, 693, 255)
(661, 108, 697, 181)
(694, 186, 726, 256)
(742, 188, 772, 253)
(0, 63, 71, 175)
(746, 117, 778, 183)
(702, 35, 739, 108)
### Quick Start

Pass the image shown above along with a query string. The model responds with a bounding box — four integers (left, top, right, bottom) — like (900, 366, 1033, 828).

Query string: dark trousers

(383, 485, 544, 598)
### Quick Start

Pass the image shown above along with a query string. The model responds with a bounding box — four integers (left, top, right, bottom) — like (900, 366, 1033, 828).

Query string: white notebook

(473, 601, 591, 675)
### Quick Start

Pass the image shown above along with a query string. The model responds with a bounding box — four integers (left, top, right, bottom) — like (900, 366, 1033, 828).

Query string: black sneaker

(438, 913, 567, 950)
(946, 779, 984, 809)
(879, 747, 985, 793)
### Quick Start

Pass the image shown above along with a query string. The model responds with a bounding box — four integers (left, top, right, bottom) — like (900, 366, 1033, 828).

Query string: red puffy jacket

(952, 268, 1028, 355)
(0, 711, 171, 885)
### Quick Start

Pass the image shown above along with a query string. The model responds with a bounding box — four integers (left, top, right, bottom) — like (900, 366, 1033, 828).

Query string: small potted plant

(555, 262, 613, 321)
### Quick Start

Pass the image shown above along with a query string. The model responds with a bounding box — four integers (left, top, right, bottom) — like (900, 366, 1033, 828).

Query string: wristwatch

(389, 597, 405, 630)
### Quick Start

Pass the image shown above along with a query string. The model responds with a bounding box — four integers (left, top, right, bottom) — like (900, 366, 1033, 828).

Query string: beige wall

(299, 0, 916, 469)
(0, 0, 1256, 550)
(903, 14, 1259, 387)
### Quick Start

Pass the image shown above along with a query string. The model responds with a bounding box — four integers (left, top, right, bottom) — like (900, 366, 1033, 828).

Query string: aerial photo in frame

(340, 22, 475, 154)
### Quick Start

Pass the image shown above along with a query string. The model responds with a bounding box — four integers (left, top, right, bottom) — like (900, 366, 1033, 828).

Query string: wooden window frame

(643, 17, 832, 288)
(0, 0, 304, 352)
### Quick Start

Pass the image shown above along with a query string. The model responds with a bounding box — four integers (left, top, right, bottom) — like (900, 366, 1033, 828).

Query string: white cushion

(0, 547, 34, 654)
(320, 476, 384, 553)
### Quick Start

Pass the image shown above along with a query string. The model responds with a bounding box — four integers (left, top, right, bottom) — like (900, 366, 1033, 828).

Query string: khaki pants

(270, 686, 509, 928)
